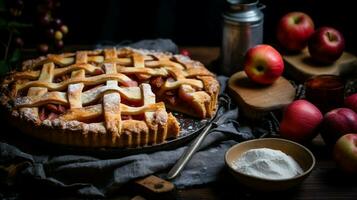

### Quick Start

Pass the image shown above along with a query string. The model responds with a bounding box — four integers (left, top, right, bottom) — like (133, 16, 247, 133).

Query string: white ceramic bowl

(225, 138, 316, 191)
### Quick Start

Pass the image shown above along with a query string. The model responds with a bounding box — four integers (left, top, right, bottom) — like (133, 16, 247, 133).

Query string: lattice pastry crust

(0, 48, 219, 147)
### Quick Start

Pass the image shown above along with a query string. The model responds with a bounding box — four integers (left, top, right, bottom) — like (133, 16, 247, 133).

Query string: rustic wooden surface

(172, 47, 357, 200)
(175, 138, 357, 200)
(228, 71, 295, 120)
(12, 46, 357, 200)
(283, 48, 357, 82)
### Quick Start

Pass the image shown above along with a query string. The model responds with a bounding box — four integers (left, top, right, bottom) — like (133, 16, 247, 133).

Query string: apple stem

(257, 65, 264, 72)
(326, 31, 336, 42)
(294, 16, 302, 24)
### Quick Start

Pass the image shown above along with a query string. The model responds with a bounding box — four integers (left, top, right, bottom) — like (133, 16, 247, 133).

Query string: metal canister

(221, 0, 265, 75)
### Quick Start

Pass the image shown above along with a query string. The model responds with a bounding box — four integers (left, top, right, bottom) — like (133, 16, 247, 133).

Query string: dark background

(13, 0, 357, 52)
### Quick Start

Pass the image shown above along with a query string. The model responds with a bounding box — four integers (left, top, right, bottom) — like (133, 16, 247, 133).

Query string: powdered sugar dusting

(153, 110, 168, 125)
(19, 107, 39, 122)
(232, 148, 303, 180)
(68, 83, 83, 91)
(14, 97, 32, 107)
(103, 93, 121, 117)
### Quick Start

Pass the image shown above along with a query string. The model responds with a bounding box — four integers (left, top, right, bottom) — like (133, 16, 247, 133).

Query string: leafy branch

(0, 0, 32, 75)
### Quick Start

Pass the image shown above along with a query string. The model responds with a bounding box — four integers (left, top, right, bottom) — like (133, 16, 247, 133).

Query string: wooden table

(175, 138, 357, 200)
(6, 46, 357, 200)
(172, 47, 357, 200)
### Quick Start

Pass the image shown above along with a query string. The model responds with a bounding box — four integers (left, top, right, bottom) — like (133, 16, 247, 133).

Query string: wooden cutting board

(228, 71, 296, 119)
(283, 48, 357, 82)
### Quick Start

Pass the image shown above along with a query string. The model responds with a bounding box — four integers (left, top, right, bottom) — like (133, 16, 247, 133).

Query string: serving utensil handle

(166, 123, 213, 180)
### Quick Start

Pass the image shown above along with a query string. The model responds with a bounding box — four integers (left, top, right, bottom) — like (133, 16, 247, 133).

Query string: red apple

(280, 100, 323, 142)
(345, 93, 357, 113)
(320, 108, 357, 146)
(308, 27, 345, 64)
(244, 44, 284, 85)
(277, 12, 315, 51)
(333, 133, 357, 174)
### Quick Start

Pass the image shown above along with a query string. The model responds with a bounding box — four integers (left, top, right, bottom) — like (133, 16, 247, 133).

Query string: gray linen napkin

(0, 40, 270, 198)
(1, 77, 256, 198)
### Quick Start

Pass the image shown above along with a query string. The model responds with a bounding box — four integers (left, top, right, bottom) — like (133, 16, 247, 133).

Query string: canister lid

(223, 0, 263, 23)
(226, 0, 259, 12)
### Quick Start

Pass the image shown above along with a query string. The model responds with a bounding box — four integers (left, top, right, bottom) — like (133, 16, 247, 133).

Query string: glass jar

(305, 74, 345, 113)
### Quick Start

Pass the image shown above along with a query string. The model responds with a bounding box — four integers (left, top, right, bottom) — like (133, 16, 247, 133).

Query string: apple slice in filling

(39, 104, 68, 121)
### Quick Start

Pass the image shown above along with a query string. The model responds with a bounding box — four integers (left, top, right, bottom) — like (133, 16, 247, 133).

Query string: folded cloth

(95, 38, 179, 53)
(0, 77, 269, 199)
(0, 40, 274, 199)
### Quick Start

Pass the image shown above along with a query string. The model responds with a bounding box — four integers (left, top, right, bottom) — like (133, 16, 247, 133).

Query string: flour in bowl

(232, 148, 303, 180)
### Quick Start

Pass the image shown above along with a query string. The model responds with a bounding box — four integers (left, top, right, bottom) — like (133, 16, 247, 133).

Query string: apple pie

(0, 48, 219, 147)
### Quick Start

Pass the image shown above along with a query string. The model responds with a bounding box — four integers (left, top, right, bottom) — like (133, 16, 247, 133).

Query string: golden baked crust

(0, 48, 219, 148)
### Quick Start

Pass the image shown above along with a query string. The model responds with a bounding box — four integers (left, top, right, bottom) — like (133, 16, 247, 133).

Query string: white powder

(232, 148, 303, 180)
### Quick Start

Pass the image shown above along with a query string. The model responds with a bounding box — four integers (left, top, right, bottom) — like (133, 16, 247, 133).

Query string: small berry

(180, 49, 190, 57)
(55, 40, 64, 49)
(53, 18, 62, 28)
(54, 30, 63, 40)
(14, 37, 24, 48)
(37, 43, 49, 54)
(60, 25, 68, 34)
(46, 28, 55, 38)
(39, 13, 52, 26)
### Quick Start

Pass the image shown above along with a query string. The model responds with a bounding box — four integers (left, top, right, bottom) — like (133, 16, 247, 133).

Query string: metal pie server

(166, 97, 229, 180)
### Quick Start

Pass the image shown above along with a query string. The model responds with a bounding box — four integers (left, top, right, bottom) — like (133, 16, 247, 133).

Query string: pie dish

(0, 48, 219, 148)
